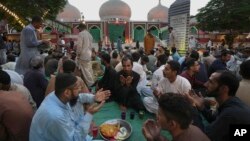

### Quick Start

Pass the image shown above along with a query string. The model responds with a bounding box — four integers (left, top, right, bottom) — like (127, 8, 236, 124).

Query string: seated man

(30, 73, 111, 141)
(0, 69, 37, 111)
(187, 71, 250, 141)
(114, 56, 145, 112)
(142, 93, 210, 141)
(0, 89, 34, 141)
(143, 60, 191, 114)
(97, 53, 117, 101)
(180, 58, 205, 93)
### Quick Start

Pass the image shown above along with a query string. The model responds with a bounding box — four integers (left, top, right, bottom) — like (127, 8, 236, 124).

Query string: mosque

(44, 0, 171, 47)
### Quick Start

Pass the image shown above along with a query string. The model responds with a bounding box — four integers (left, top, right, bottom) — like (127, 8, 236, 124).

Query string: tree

(196, 0, 250, 48)
(0, 0, 67, 31)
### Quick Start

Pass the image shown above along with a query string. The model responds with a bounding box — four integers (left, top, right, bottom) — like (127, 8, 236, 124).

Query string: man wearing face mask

(30, 73, 111, 141)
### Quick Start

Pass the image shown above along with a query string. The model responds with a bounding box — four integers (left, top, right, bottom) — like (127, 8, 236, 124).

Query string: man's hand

(125, 76, 133, 86)
(120, 75, 126, 86)
(185, 90, 205, 110)
(153, 87, 162, 99)
(142, 119, 162, 141)
(86, 101, 105, 114)
(94, 88, 111, 102)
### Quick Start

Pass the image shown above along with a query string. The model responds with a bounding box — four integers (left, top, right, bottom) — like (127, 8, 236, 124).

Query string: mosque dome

(56, 2, 81, 22)
(99, 0, 131, 21)
(147, 0, 169, 22)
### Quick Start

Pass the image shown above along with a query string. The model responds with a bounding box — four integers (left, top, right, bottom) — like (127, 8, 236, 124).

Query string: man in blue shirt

(30, 73, 111, 141)
(208, 49, 231, 76)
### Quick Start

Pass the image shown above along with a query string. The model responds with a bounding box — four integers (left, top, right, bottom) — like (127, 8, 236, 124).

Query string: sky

(68, 0, 210, 21)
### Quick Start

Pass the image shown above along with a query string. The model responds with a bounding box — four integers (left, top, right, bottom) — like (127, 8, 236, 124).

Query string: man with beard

(30, 73, 111, 141)
(187, 71, 250, 141)
(114, 55, 145, 112)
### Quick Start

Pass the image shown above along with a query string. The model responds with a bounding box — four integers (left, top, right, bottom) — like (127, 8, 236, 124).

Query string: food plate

(99, 119, 132, 141)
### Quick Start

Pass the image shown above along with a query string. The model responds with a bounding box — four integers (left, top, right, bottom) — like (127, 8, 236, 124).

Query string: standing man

(76, 23, 94, 87)
(168, 27, 177, 49)
(188, 36, 198, 51)
(15, 16, 49, 75)
(116, 36, 122, 54)
(144, 29, 155, 55)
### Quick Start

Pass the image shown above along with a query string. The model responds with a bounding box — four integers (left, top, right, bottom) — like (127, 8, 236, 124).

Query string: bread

(100, 123, 119, 138)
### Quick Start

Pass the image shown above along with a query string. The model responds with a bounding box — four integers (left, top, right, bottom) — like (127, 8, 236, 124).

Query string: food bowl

(99, 119, 132, 141)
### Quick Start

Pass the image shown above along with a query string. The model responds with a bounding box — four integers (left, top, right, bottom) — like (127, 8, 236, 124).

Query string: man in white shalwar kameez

(76, 23, 94, 87)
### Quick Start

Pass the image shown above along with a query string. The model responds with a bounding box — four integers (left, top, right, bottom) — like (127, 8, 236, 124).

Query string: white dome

(147, 0, 168, 22)
(56, 2, 81, 22)
(99, 0, 131, 21)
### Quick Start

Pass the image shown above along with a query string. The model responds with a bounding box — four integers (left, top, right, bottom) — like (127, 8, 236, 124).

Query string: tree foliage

(196, 0, 250, 32)
(0, 0, 67, 31)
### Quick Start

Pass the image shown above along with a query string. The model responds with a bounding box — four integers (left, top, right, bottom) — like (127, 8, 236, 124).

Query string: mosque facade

(44, 0, 170, 47)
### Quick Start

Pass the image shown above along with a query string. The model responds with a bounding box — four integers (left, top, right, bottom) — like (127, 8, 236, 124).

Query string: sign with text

(170, 14, 188, 50)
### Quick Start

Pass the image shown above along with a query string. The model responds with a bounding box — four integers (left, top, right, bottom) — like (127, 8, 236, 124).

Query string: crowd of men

(0, 16, 250, 141)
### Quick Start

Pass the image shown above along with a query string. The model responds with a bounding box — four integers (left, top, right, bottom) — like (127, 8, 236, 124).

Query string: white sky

(68, 0, 210, 21)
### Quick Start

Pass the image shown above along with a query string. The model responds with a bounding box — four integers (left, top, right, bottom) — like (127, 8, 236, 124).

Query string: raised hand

(94, 88, 111, 102)
(185, 90, 205, 110)
(125, 76, 133, 86)
(142, 119, 161, 141)
(120, 75, 126, 86)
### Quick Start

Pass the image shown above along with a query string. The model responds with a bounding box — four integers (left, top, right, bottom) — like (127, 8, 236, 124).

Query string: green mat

(93, 102, 172, 141)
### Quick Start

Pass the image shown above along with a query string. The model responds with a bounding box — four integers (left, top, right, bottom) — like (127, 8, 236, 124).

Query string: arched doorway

(149, 26, 159, 37)
(133, 26, 145, 42)
(89, 26, 101, 43)
(108, 24, 125, 43)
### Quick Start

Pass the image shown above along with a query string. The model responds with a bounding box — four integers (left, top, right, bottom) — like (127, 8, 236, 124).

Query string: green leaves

(0, 0, 67, 31)
(196, 0, 250, 32)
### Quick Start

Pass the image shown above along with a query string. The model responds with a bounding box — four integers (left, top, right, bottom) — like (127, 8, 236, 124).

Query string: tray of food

(99, 119, 132, 141)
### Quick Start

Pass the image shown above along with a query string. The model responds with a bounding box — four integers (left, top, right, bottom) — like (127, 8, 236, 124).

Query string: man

(188, 36, 197, 51)
(146, 49, 157, 72)
(171, 47, 180, 62)
(30, 73, 111, 141)
(144, 29, 155, 55)
(24, 56, 48, 107)
(0, 32, 6, 65)
(168, 27, 177, 49)
(116, 36, 122, 53)
(0, 69, 37, 111)
(143, 60, 191, 114)
(97, 53, 117, 101)
(142, 93, 210, 141)
(57, 34, 65, 53)
(1, 53, 16, 71)
(187, 71, 250, 141)
(140, 54, 168, 98)
(236, 60, 250, 106)
(0, 91, 34, 141)
(0, 69, 34, 141)
(114, 56, 145, 112)
(15, 16, 49, 75)
(45, 59, 89, 96)
(76, 23, 94, 87)
(208, 49, 231, 76)
(181, 58, 205, 93)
